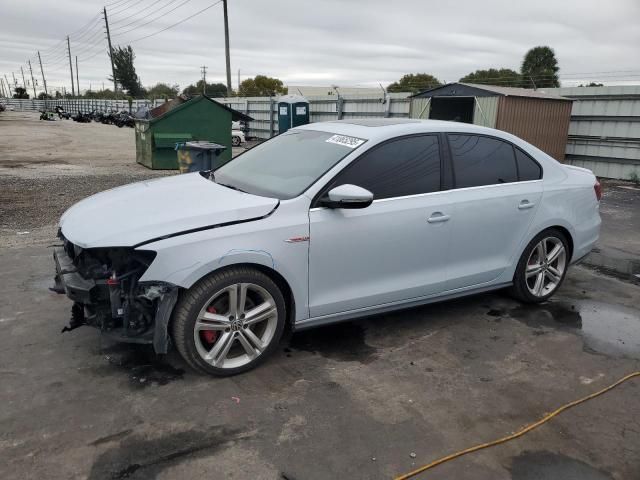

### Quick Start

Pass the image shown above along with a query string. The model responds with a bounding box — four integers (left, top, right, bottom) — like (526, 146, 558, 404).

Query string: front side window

(327, 135, 441, 200)
(214, 130, 366, 199)
(448, 134, 518, 188)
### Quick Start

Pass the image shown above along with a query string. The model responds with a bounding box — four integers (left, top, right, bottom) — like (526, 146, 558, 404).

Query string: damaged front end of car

(52, 232, 178, 353)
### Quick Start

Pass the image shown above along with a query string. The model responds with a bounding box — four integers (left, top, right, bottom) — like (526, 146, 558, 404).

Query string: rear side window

(448, 134, 518, 188)
(329, 135, 441, 199)
(515, 148, 542, 180)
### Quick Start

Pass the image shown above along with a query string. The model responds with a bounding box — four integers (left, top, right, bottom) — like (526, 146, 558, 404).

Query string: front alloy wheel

(194, 283, 278, 369)
(509, 229, 570, 303)
(172, 267, 286, 376)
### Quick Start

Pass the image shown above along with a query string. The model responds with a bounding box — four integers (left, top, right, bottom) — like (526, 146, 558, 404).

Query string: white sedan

(53, 119, 601, 375)
(231, 129, 245, 147)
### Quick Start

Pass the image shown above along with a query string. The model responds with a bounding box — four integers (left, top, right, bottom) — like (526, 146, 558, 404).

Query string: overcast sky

(1, 0, 639, 94)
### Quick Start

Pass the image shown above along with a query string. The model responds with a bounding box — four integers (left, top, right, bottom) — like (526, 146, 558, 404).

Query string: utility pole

(222, 0, 232, 96)
(12, 72, 17, 88)
(20, 66, 27, 90)
(37, 51, 48, 97)
(103, 7, 117, 96)
(75, 56, 80, 96)
(28, 61, 37, 98)
(67, 36, 75, 96)
(237, 69, 240, 91)
(200, 66, 207, 95)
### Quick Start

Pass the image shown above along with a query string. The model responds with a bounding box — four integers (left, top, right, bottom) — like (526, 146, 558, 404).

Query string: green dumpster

(134, 95, 253, 170)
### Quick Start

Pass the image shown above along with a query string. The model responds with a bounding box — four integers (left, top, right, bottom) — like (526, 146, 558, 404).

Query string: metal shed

(135, 95, 252, 170)
(412, 83, 573, 161)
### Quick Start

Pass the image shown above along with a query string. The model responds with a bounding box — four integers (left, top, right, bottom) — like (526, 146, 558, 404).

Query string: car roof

(294, 119, 507, 142)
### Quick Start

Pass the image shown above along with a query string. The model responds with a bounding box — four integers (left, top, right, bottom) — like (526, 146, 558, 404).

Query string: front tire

(171, 267, 286, 376)
(509, 229, 570, 303)
(232, 135, 241, 146)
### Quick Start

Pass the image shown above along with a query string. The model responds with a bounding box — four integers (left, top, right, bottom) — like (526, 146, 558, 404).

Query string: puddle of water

(288, 322, 377, 364)
(508, 301, 640, 359)
(510, 451, 613, 480)
(87, 426, 246, 480)
(98, 344, 185, 389)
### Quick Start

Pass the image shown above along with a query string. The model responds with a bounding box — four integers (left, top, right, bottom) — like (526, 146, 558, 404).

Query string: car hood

(60, 173, 279, 248)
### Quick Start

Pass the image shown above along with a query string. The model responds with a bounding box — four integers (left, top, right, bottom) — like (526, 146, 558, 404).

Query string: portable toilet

(277, 94, 310, 134)
(134, 95, 252, 169)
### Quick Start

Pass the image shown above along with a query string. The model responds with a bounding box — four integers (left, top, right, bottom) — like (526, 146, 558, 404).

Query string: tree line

(7, 44, 603, 100)
(387, 46, 564, 93)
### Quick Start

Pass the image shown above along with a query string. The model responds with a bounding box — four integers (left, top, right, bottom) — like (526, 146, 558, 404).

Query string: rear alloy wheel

(232, 136, 241, 147)
(172, 268, 286, 376)
(509, 229, 569, 303)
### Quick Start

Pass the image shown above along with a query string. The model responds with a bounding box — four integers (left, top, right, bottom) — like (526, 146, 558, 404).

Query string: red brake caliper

(201, 306, 219, 344)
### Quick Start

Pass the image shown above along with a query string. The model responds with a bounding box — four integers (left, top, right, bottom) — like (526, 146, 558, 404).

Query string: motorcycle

(55, 106, 71, 119)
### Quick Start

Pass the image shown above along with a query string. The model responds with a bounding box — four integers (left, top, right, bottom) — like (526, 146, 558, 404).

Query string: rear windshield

(214, 130, 366, 199)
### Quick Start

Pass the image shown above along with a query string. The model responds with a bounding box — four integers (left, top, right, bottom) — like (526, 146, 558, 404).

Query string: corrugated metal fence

(218, 93, 413, 139)
(3, 94, 414, 140)
(541, 86, 640, 179)
(2, 98, 165, 114)
(6, 87, 638, 179)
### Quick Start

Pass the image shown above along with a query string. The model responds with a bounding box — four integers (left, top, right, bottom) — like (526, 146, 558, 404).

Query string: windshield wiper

(199, 170, 215, 182)
(217, 182, 248, 193)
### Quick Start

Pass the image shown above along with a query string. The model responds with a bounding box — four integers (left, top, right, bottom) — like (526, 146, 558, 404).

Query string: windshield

(214, 129, 366, 199)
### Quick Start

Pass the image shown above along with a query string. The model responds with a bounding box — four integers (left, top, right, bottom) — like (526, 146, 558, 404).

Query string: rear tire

(171, 267, 286, 376)
(508, 228, 570, 303)
(232, 136, 241, 146)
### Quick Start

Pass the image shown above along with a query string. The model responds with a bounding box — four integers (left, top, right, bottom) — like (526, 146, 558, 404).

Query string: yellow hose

(394, 371, 640, 480)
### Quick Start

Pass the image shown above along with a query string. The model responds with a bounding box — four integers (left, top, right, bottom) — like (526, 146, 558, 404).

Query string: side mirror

(319, 184, 374, 209)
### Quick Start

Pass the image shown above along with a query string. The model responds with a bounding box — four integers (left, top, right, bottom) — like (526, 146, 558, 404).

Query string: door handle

(427, 212, 450, 223)
(518, 200, 536, 210)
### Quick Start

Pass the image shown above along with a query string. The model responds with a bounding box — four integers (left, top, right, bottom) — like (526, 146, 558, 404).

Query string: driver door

(308, 134, 453, 318)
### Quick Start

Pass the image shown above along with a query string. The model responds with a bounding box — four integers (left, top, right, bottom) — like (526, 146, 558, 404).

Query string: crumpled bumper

(53, 247, 96, 304)
(52, 245, 178, 353)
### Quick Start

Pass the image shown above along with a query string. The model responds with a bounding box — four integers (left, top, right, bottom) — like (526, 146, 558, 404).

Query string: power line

(39, 37, 68, 56)
(105, 0, 134, 8)
(125, 0, 223, 44)
(392, 71, 640, 88)
(71, 31, 107, 54)
(108, 0, 150, 17)
(111, 0, 189, 34)
(112, 0, 195, 38)
(79, 47, 110, 63)
(68, 12, 102, 39)
(110, 0, 172, 26)
(71, 18, 104, 43)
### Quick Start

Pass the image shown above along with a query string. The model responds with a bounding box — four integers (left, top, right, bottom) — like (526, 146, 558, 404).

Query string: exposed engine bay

(52, 232, 178, 353)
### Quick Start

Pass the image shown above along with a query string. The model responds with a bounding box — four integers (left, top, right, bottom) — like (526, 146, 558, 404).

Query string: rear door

(308, 134, 453, 317)
(443, 134, 543, 290)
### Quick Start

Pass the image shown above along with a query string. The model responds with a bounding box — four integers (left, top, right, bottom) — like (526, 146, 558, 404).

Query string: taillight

(594, 179, 602, 201)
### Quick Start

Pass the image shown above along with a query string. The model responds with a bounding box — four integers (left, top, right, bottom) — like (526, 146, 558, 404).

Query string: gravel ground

(0, 173, 171, 247)
(0, 111, 251, 248)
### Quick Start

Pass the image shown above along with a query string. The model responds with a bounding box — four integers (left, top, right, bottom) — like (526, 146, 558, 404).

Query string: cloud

(0, 0, 638, 94)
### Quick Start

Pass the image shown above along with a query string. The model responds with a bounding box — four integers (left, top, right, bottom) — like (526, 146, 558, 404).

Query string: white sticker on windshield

(325, 134, 365, 149)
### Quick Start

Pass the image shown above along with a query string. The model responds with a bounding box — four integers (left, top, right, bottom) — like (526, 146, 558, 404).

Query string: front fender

(183, 248, 277, 287)
(137, 212, 310, 322)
